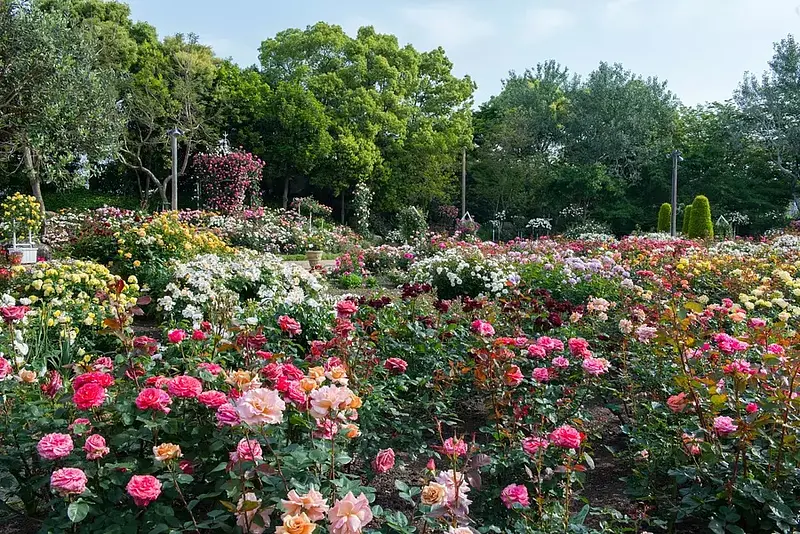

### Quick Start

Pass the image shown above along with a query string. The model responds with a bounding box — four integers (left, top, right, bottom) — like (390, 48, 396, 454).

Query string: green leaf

(571, 504, 590, 525)
(583, 452, 595, 470)
(394, 480, 409, 493)
(67, 501, 90, 523)
(709, 519, 725, 534)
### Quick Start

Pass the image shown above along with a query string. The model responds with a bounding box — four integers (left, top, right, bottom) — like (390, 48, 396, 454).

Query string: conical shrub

(681, 205, 692, 234)
(657, 203, 671, 233)
(687, 195, 713, 239)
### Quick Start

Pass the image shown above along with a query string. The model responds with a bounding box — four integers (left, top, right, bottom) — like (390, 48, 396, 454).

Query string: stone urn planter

(306, 249, 323, 268)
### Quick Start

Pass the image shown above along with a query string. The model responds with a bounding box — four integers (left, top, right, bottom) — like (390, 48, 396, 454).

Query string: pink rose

(749, 318, 766, 328)
(336, 300, 358, 318)
(73, 383, 106, 410)
(191, 329, 207, 341)
(470, 319, 495, 337)
(234, 438, 263, 462)
(372, 448, 395, 474)
(50, 467, 87, 496)
(536, 336, 564, 353)
(135, 388, 172, 413)
(168, 375, 203, 398)
(236, 387, 286, 425)
(197, 390, 228, 408)
(527, 344, 547, 359)
(216, 403, 240, 427)
(37, 433, 74, 460)
(532, 367, 550, 383)
(167, 329, 187, 344)
(713, 416, 738, 435)
(522, 436, 549, 456)
(582, 357, 610, 376)
(746, 402, 759, 414)
(278, 315, 302, 336)
(767, 344, 785, 355)
(383, 358, 408, 374)
(551, 356, 569, 369)
(548, 425, 583, 449)
(0, 356, 11, 379)
(197, 362, 223, 375)
(0, 305, 28, 323)
(441, 437, 468, 457)
(503, 365, 524, 387)
(501, 483, 530, 509)
(126, 475, 162, 507)
(667, 393, 688, 413)
(568, 337, 591, 358)
(84, 434, 110, 460)
(41, 370, 63, 398)
(73, 371, 114, 390)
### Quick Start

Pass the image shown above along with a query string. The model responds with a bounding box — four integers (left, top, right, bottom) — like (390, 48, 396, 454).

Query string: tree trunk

(23, 145, 45, 216)
(282, 176, 289, 209)
(341, 190, 346, 224)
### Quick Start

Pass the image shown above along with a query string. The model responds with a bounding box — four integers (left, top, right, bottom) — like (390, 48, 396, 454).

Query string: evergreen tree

(682, 205, 693, 234)
(657, 203, 671, 232)
(688, 195, 713, 238)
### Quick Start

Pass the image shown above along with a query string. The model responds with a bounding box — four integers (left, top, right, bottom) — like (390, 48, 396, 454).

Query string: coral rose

(50, 467, 87, 496)
(667, 392, 688, 413)
(73, 383, 106, 410)
(84, 434, 110, 460)
(197, 390, 228, 408)
(168, 375, 202, 398)
(135, 387, 172, 413)
(126, 475, 162, 507)
(37, 433, 74, 460)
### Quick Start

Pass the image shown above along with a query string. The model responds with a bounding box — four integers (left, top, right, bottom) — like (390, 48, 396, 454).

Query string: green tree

(688, 195, 713, 238)
(657, 203, 671, 232)
(259, 23, 474, 215)
(736, 35, 800, 215)
(682, 204, 692, 234)
(0, 0, 122, 213)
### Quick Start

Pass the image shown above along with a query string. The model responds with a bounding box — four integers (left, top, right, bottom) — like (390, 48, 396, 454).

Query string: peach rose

(420, 482, 447, 505)
(18, 369, 37, 383)
(327, 492, 373, 534)
(307, 366, 326, 383)
(236, 388, 286, 426)
(281, 488, 329, 522)
(153, 443, 182, 462)
(276, 513, 316, 534)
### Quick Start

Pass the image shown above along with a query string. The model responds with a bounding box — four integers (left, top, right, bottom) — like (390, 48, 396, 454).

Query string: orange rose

(276, 513, 316, 534)
(153, 443, 182, 462)
(348, 395, 362, 410)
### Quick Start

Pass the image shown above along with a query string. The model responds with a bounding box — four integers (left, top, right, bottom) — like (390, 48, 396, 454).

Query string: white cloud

(521, 7, 576, 42)
(398, 4, 495, 49)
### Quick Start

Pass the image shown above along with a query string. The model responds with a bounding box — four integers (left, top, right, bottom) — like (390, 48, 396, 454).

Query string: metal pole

(670, 150, 679, 236)
(461, 147, 466, 216)
(171, 133, 178, 211)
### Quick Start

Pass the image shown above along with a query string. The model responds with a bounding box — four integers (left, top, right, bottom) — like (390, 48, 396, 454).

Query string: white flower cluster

(408, 246, 517, 297)
(526, 218, 552, 230)
(158, 250, 324, 325)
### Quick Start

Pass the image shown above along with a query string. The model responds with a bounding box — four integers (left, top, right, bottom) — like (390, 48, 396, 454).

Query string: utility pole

(668, 149, 683, 236)
(461, 147, 466, 216)
(168, 128, 183, 211)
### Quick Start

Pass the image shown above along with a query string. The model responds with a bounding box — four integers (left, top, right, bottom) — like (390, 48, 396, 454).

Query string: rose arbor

(193, 150, 264, 214)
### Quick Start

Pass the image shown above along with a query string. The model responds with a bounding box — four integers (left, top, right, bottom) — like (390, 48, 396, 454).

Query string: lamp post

(167, 128, 183, 211)
(667, 149, 683, 236)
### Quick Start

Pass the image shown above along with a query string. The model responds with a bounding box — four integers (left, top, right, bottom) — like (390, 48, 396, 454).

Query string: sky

(126, 0, 800, 106)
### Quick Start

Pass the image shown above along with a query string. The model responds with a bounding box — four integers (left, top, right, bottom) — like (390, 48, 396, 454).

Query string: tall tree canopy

(257, 23, 475, 213)
(0, 0, 122, 213)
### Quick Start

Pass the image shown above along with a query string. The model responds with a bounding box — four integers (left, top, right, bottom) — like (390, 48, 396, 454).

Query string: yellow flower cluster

(1, 192, 42, 232)
(115, 212, 233, 264)
(15, 259, 140, 333)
